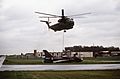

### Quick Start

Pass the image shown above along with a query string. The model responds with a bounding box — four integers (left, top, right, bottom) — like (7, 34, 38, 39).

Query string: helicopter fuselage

(49, 17, 74, 32)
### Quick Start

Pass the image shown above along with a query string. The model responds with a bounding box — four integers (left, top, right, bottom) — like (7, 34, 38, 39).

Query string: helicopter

(35, 9, 91, 32)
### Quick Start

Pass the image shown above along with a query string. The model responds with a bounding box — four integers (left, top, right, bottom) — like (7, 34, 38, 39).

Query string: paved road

(0, 64, 120, 71)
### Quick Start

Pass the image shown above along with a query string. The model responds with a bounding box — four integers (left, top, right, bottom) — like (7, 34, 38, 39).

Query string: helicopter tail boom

(40, 20, 50, 28)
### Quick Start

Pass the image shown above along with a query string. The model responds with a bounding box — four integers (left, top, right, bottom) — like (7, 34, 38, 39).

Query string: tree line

(65, 45, 120, 52)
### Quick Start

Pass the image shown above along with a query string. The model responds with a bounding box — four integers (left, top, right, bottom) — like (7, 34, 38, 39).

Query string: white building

(70, 52, 93, 58)
(111, 51, 120, 56)
(34, 50, 44, 58)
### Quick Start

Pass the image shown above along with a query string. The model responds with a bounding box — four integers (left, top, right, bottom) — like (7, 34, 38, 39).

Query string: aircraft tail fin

(43, 50, 53, 58)
(0, 56, 6, 68)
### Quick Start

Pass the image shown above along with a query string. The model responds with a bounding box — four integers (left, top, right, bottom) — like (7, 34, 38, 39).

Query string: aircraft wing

(53, 59, 69, 63)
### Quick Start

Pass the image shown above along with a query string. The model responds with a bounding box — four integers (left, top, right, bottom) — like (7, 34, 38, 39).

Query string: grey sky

(0, 0, 120, 55)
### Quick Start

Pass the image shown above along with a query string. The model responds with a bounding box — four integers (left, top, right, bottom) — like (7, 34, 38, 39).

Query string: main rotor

(35, 9, 91, 19)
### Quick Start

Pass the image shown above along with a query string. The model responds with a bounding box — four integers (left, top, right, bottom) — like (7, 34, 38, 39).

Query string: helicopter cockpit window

(70, 18, 73, 20)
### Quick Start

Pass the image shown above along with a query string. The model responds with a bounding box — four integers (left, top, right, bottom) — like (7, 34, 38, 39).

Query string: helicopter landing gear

(64, 30, 66, 32)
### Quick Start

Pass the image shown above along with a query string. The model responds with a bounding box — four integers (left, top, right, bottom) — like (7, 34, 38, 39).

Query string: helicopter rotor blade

(39, 16, 60, 18)
(35, 11, 60, 17)
(70, 16, 86, 18)
(68, 12, 91, 17)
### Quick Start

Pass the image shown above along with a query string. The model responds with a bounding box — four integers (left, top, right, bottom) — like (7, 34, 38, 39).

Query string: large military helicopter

(35, 9, 90, 32)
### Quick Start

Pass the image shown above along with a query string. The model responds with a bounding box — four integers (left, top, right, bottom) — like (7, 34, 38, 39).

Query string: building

(66, 51, 93, 58)
(34, 50, 43, 57)
(25, 53, 34, 58)
(98, 51, 111, 57)
(65, 45, 120, 57)
(80, 52, 93, 57)
(111, 51, 120, 56)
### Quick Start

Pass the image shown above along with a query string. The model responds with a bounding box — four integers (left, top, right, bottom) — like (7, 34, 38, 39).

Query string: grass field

(0, 70, 120, 79)
(3, 56, 120, 64)
(3, 58, 43, 65)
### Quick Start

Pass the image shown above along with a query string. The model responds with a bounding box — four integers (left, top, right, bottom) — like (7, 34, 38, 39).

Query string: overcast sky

(0, 0, 120, 55)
